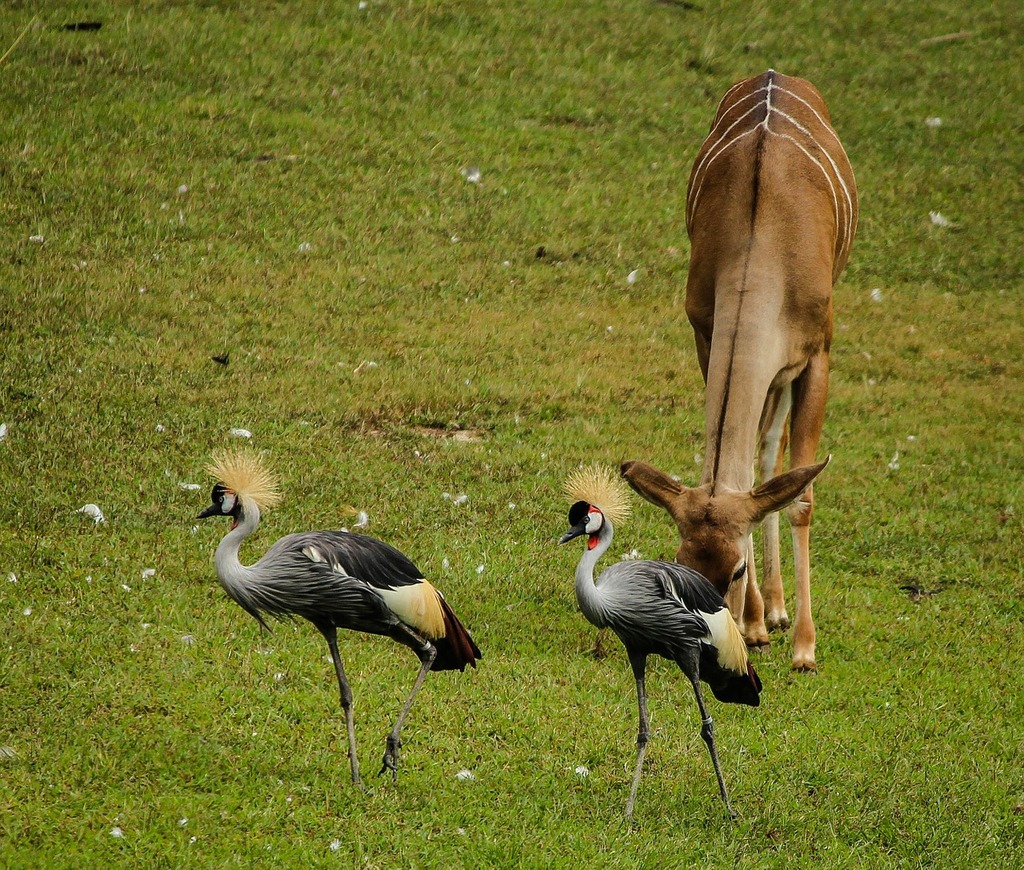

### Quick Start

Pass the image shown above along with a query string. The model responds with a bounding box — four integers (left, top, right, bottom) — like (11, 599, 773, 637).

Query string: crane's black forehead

(210, 482, 228, 500)
(567, 500, 590, 525)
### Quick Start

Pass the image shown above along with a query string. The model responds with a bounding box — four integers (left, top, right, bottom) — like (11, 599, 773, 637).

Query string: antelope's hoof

(792, 657, 817, 673)
(744, 632, 771, 650)
(765, 614, 790, 633)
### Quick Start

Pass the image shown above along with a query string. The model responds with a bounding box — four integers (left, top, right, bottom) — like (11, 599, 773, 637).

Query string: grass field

(2, 1, 1023, 866)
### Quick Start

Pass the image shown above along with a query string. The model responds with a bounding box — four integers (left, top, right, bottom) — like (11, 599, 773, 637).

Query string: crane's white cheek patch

(221, 492, 237, 514)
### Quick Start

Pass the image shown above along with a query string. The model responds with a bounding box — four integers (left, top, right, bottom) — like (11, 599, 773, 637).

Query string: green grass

(2, 0, 1023, 866)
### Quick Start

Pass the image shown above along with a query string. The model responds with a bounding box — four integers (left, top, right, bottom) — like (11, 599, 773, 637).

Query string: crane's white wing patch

(376, 581, 444, 639)
(700, 607, 748, 673)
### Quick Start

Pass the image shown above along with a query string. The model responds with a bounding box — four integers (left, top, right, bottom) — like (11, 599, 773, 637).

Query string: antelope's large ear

(747, 456, 831, 523)
(620, 461, 685, 511)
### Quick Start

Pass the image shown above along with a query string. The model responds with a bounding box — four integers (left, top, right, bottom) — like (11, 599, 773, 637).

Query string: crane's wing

(282, 530, 425, 590)
(646, 560, 731, 610)
(284, 531, 480, 669)
(242, 532, 409, 633)
(255, 530, 467, 648)
(597, 561, 714, 652)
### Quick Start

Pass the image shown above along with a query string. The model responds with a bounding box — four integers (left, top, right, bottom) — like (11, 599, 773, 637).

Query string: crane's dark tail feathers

(431, 594, 482, 671)
(699, 644, 762, 706)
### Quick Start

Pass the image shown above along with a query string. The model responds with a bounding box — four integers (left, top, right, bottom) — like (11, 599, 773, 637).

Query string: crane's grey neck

(574, 517, 614, 628)
(214, 499, 261, 605)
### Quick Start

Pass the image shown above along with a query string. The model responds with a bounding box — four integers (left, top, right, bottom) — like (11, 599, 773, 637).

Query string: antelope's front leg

(739, 535, 769, 648)
(760, 511, 790, 631)
(725, 543, 770, 649)
(759, 387, 792, 632)
(722, 533, 768, 649)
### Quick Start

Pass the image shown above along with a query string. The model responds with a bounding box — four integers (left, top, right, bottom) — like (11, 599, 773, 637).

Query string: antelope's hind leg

(785, 354, 830, 672)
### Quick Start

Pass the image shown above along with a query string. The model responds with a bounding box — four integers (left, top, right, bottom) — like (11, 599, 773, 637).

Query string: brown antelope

(622, 70, 857, 672)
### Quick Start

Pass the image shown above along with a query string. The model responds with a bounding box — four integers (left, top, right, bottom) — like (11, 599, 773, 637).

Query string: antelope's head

(619, 458, 829, 595)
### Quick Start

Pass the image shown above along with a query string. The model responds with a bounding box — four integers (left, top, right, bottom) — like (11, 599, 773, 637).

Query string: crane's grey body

(562, 500, 760, 820)
(201, 484, 480, 784)
(215, 525, 424, 637)
(576, 557, 720, 657)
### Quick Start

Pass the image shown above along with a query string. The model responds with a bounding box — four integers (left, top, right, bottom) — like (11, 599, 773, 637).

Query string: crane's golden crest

(206, 448, 282, 510)
(564, 464, 631, 524)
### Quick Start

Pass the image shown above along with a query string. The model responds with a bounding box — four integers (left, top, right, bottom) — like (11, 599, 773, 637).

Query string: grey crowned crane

(559, 465, 761, 820)
(197, 449, 481, 784)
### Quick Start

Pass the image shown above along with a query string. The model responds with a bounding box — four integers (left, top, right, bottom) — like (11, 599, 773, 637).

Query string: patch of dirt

(900, 582, 942, 602)
(412, 426, 486, 443)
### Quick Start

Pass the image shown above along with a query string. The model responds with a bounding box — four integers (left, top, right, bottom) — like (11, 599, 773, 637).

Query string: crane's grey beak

(559, 521, 588, 545)
(197, 504, 219, 519)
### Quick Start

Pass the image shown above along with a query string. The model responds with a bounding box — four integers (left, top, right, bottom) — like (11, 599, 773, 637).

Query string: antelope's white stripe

(688, 78, 856, 265)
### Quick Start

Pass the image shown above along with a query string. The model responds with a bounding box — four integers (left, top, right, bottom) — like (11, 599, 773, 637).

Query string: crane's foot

(378, 735, 401, 780)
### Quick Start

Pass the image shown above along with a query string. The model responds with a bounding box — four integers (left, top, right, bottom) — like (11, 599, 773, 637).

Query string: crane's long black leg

(687, 672, 736, 820)
(625, 651, 650, 821)
(321, 627, 361, 786)
(379, 626, 437, 780)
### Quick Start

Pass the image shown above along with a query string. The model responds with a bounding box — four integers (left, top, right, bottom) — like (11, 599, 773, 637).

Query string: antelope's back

(686, 70, 858, 282)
